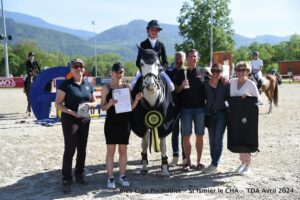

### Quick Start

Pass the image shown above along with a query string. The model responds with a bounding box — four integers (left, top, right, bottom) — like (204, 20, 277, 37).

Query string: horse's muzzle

(146, 83, 156, 90)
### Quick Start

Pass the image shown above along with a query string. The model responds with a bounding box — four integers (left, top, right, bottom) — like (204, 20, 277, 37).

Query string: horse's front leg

(140, 130, 150, 175)
(160, 137, 169, 177)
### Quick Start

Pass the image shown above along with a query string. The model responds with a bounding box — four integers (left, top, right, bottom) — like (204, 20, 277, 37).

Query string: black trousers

(61, 113, 90, 181)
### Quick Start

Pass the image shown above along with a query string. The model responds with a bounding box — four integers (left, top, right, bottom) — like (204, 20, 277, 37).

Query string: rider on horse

(24, 52, 41, 114)
(131, 19, 173, 90)
(26, 52, 41, 81)
(250, 51, 264, 93)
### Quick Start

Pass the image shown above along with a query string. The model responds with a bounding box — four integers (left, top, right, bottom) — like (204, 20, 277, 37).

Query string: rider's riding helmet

(146, 20, 162, 31)
(252, 51, 259, 57)
(28, 52, 35, 57)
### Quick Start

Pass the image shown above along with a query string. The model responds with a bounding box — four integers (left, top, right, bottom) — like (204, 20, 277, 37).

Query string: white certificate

(112, 88, 132, 114)
(77, 103, 90, 118)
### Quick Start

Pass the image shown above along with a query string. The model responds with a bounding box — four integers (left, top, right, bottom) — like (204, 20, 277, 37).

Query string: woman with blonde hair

(229, 61, 261, 175)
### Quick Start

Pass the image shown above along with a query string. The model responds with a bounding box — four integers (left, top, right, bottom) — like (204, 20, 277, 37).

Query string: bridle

(140, 70, 165, 110)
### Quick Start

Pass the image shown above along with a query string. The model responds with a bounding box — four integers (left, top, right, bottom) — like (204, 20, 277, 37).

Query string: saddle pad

(227, 96, 259, 153)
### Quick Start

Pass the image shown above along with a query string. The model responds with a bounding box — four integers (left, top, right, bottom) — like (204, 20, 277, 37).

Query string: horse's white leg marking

(160, 137, 169, 177)
(141, 130, 150, 174)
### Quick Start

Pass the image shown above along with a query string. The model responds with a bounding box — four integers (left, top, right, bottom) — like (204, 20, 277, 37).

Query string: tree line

(1, 34, 300, 77)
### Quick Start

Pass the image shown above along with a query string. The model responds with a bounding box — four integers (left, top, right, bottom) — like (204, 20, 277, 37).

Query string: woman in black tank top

(100, 62, 143, 189)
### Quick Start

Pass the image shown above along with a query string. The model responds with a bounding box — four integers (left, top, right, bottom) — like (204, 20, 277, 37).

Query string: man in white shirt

(250, 51, 263, 92)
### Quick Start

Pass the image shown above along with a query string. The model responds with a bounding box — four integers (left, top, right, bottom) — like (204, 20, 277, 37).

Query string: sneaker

(169, 157, 179, 167)
(107, 177, 115, 189)
(241, 166, 251, 175)
(202, 164, 218, 174)
(235, 164, 245, 174)
(119, 176, 130, 187)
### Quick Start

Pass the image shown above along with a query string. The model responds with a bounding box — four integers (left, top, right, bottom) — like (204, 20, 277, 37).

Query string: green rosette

(145, 111, 164, 152)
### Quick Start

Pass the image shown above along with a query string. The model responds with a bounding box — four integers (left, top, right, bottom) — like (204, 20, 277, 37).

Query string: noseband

(142, 72, 161, 90)
(140, 71, 165, 109)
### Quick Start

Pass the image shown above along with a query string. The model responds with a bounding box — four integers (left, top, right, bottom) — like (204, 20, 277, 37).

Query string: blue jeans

(207, 111, 227, 167)
(180, 108, 205, 136)
(171, 116, 185, 158)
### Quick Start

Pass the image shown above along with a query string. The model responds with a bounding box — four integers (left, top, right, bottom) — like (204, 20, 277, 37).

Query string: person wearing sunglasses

(229, 61, 261, 175)
(203, 63, 229, 174)
(101, 62, 143, 189)
(55, 58, 97, 193)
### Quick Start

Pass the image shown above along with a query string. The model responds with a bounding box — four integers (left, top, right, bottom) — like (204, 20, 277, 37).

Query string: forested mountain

(2, 11, 292, 61)
(1, 18, 94, 56)
(5, 11, 94, 40)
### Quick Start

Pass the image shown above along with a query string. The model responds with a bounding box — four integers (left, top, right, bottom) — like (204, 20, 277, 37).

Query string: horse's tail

(273, 79, 278, 107)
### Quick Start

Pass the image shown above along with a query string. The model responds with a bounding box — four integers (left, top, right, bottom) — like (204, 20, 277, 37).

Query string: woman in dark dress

(101, 62, 142, 189)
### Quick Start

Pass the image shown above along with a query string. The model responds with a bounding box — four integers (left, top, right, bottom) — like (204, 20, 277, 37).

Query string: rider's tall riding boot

(257, 79, 262, 94)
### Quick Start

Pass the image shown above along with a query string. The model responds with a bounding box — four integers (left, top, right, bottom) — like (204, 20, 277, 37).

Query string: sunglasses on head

(211, 69, 221, 73)
(236, 68, 247, 72)
(72, 64, 84, 69)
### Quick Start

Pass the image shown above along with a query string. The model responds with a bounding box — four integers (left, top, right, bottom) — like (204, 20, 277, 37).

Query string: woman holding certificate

(55, 58, 97, 194)
(101, 62, 143, 189)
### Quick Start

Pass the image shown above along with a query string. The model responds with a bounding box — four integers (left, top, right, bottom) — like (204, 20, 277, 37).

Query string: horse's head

(138, 46, 160, 92)
(137, 46, 163, 108)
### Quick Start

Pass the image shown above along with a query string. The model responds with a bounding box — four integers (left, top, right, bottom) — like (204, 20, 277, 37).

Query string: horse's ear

(136, 45, 144, 53)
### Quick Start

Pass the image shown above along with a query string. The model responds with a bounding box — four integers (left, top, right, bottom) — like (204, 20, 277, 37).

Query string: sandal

(182, 163, 196, 171)
(196, 163, 205, 170)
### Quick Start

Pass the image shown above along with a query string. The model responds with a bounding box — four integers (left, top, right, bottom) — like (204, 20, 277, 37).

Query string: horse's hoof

(140, 169, 148, 175)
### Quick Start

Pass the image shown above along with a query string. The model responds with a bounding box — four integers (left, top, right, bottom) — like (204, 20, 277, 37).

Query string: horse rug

(131, 75, 175, 138)
(227, 96, 259, 153)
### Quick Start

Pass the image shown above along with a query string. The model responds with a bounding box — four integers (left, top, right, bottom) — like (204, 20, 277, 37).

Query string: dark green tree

(176, 0, 234, 66)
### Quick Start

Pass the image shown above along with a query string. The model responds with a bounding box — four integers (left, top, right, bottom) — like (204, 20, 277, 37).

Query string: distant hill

(234, 34, 291, 47)
(1, 18, 94, 55)
(5, 11, 94, 40)
(89, 20, 183, 61)
(2, 11, 292, 61)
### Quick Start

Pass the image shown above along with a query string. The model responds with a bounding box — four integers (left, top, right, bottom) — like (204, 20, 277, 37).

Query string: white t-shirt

(229, 78, 261, 102)
(251, 59, 263, 71)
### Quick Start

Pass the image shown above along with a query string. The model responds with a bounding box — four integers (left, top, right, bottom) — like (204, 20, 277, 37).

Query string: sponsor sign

(0, 77, 24, 88)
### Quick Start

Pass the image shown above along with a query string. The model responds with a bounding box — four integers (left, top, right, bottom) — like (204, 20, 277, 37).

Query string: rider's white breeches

(252, 70, 262, 80)
(130, 71, 174, 91)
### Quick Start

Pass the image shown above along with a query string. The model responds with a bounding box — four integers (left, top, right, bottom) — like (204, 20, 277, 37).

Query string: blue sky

(3, 0, 300, 37)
